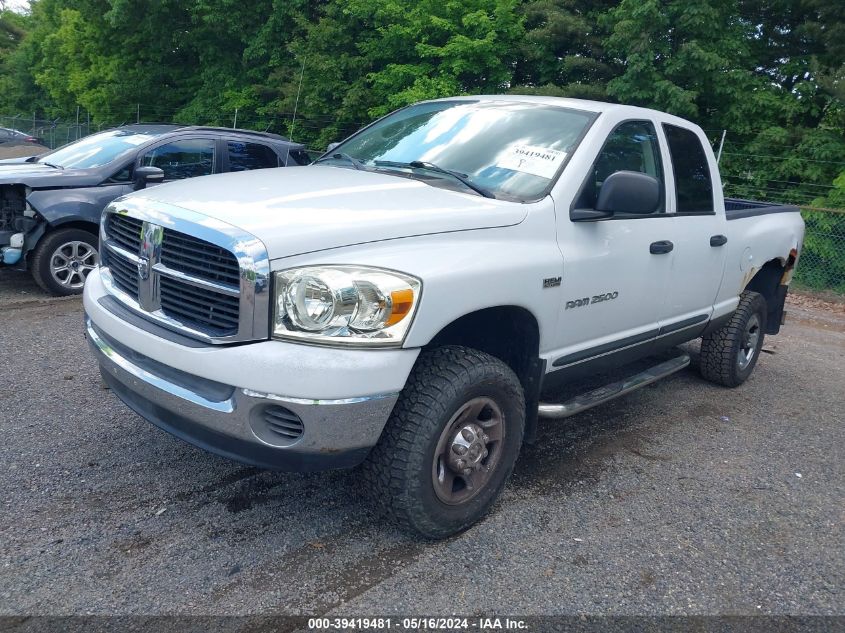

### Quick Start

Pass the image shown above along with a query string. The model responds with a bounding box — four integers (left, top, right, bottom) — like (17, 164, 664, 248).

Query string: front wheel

(362, 346, 525, 539)
(30, 228, 100, 296)
(699, 291, 767, 387)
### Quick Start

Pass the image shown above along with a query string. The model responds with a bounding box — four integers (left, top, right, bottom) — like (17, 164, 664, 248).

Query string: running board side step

(537, 353, 691, 419)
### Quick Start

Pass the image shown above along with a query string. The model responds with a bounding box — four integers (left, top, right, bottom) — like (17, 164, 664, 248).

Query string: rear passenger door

(657, 123, 728, 336)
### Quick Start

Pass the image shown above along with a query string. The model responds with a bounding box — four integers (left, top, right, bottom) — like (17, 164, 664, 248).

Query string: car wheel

(362, 345, 525, 539)
(699, 291, 767, 387)
(31, 228, 100, 296)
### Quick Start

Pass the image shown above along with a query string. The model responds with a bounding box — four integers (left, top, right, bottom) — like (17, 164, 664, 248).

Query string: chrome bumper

(86, 317, 398, 471)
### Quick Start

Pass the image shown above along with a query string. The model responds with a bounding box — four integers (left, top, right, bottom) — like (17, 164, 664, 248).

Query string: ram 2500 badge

(84, 96, 804, 538)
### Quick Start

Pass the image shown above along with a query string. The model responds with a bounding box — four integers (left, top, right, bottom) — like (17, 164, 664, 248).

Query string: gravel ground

(0, 143, 49, 160)
(0, 268, 842, 616)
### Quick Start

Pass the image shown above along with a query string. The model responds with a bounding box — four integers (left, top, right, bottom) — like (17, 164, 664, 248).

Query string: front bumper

(84, 269, 419, 471)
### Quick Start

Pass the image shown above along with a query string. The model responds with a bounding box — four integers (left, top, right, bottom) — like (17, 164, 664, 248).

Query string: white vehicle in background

(84, 96, 804, 538)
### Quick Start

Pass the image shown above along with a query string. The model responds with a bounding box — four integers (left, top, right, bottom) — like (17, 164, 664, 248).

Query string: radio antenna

(284, 57, 306, 166)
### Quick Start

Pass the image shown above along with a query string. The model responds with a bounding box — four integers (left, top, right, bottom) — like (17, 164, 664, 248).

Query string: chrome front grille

(159, 275, 240, 333)
(160, 229, 241, 286)
(105, 245, 140, 297)
(99, 199, 270, 344)
(106, 213, 143, 252)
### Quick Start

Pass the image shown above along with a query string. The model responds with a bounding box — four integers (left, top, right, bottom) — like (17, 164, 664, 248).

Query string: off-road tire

(362, 345, 525, 539)
(31, 227, 99, 296)
(699, 291, 767, 387)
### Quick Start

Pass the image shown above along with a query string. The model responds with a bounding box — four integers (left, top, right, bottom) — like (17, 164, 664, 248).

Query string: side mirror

(571, 207, 613, 221)
(133, 166, 165, 190)
(326, 142, 340, 152)
(596, 170, 660, 215)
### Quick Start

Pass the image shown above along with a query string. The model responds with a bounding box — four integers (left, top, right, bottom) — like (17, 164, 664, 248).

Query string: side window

(141, 139, 215, 180)
(575, 121, 664, 212)
(663, 124, 714, 213)
(106, 165, 132, 183)
(227, 141, 279, 171)
(283, 148, 314, 166)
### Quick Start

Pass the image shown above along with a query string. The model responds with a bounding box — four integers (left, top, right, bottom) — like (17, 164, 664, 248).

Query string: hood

(130, 166, 528, 259)
(0, 162, 102, 188)
(0, 155, 38, 164)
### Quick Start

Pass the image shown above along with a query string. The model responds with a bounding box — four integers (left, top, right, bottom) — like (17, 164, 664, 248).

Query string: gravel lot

(0, 143, 49, 160)
(1, 268, 842, 616)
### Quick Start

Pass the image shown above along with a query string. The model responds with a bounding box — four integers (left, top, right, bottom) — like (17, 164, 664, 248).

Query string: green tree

(353, 0, 525, 116)
(603, 0, 755, 124)
(0, 6, 50, 116)
(513, 0, 617, 100)
(264, 0, 525, 147)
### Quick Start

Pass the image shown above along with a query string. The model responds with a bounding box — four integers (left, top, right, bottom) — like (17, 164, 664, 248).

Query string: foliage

(0, 0, 842, 201)
(513, 0, 617, 100)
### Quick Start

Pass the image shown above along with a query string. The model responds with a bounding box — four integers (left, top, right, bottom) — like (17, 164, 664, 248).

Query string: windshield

(39, 128, 164, 169)
(329, 100, 596, 201)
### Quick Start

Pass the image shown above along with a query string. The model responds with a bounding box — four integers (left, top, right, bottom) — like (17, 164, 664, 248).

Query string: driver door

(551, 120, 673, 375)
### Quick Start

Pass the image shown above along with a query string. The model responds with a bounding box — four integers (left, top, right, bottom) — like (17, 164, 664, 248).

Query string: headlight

(273, 266, 421, 347)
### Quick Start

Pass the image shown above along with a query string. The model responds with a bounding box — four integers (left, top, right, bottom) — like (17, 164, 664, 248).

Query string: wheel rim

(737, 313, 761, 371)
(432, 397, 505, 505)
(49, 240, 99, 290)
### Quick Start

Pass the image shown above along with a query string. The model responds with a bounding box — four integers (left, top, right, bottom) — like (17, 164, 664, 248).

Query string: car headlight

(272, 266, 421, 347)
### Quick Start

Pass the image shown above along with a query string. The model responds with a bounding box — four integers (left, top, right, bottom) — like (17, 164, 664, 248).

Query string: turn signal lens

(386, 288, 415, 326)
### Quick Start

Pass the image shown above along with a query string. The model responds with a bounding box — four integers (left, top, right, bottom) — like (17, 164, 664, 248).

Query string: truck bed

(725, 198, 801, 220)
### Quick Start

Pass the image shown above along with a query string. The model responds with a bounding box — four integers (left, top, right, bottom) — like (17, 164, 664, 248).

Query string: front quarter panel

(28, 184, 132, 227)
(268, 197, 562, 352)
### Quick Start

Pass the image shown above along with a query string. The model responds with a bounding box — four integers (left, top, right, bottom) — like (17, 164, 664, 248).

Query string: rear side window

(227, 141, 279, 171)
(663, 124, 713, 213)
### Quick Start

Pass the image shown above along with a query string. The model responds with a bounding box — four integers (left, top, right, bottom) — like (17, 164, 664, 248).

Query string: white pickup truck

(84, 96, 804, 538)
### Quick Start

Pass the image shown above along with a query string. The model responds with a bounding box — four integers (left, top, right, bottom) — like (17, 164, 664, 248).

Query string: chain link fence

(0, 113, 96, 149)
(794, 208, 845, 294)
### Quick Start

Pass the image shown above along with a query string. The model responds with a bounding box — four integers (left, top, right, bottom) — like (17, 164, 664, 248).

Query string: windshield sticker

(496, 145, 567, 179)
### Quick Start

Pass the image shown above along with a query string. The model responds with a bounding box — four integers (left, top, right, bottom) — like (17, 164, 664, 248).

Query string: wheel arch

(45, 217, 100, 234)
(26, 220, 99, 266)
(742, 250, 798, 335)
(424, 305, 544, 444)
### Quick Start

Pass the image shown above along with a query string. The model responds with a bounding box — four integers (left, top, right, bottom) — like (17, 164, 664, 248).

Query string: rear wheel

(699, 291, 767, 387)
(362, 346, 525, 539)
(31, 228, 99, 296)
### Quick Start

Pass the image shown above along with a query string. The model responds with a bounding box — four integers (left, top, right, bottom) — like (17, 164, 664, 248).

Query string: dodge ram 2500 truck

(84, 96, 804, 538)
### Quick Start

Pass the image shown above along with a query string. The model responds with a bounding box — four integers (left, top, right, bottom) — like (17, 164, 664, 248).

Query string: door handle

(650, 240, 674, 254)
(710, 234, 728, 247)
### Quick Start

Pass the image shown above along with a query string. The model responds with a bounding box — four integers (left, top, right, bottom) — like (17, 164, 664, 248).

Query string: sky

(4, 0, 30, 12)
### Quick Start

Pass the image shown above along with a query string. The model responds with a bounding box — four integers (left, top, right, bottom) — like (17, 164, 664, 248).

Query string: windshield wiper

(37, 161, 64, 170)
(314, 152, 364, 170)
(373, 160, 494, 198)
